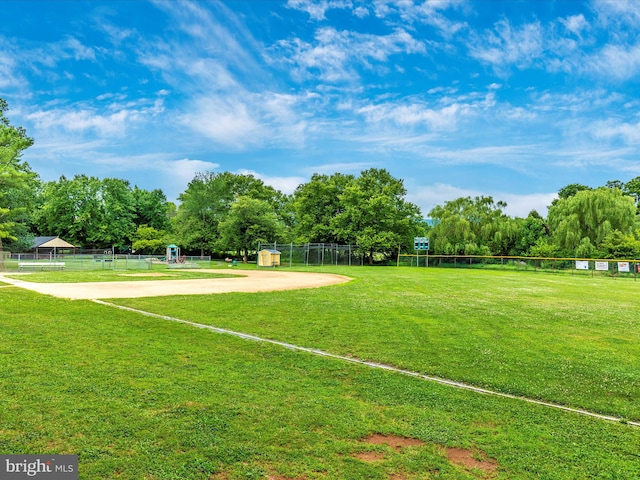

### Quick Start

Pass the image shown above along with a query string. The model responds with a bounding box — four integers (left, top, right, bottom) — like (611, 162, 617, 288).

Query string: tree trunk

(368, 248, 374, 265)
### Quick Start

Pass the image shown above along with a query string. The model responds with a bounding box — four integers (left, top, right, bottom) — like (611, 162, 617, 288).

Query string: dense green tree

(217, 196, 284, 263)
(528, 238, 560, 258)
(291, 172, 354, 243)
(516, 210, 549, 256)
(174, 171, 286, 255)
(133, 187, 171, 231)
(36, 175, 102, 247)
(132, 224, 168, 254)
(0, 98, 38, 254)
(36, 175, 137, 249)
(606, 180, 625, 190)
(557, 183, 592, 200)
(547, 187, 636, 253)
(623, 176, 640, 212)
(98, 178, 136, 248)
(599, 230, 640, 259)
(332, 168, 422, 264)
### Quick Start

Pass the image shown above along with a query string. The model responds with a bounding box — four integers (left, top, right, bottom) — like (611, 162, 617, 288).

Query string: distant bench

(18, 262, 65, 271)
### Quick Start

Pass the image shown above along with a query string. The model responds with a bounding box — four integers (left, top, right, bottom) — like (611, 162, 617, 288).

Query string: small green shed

(257, 249, 281, 267)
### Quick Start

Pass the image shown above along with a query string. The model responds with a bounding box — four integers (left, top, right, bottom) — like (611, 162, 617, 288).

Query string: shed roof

(259, 249, 281, 254)
(32, 236, 76, 249)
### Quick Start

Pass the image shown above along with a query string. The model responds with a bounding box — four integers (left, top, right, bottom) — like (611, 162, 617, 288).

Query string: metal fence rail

(1, 253, 211, 271)
(397, 254, 639, 279)
(258, 242, 366, 266)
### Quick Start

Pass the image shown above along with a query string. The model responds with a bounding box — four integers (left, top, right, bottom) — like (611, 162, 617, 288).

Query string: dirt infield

(0, 269, 351, 300)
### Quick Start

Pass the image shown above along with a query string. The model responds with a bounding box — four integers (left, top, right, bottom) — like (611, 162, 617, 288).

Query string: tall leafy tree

(291, 172, 354, 243)
(557, 183, 592, 200)
(0, 98, 37, 254)
(548, 187, 636, 253)
(332, 168, 422, 264)
(217, 196, 284, 263)
(132, 225, 168, 254)
(623, 176, 640, 213)
(174, 171, 286, 255)
(36, 175, 137, 249)
(132, 186, 171, 231)
(516, 210, 549, 256)
(98, 178, 136, 249)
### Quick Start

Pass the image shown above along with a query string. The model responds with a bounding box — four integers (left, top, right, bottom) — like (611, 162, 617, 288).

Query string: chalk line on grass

(92, 299, 640, 428)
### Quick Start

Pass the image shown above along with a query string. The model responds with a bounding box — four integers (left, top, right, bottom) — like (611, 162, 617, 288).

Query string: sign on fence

(595, 261, 609, 271)
(575, 260, 589, 270)
(618, 262, 630, 273)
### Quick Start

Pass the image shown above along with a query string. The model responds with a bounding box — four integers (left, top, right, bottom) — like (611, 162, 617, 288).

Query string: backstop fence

(397, 254, 640, 279)
(257, 242, 367, 267)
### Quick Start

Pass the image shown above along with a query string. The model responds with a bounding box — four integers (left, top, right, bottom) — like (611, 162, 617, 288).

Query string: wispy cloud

(373, 0, 469, 37)
(286, 0, 353, 20)
(468, 19, 544, 74)
(25, 96, 164, 138)
(271, 27, 425, 83)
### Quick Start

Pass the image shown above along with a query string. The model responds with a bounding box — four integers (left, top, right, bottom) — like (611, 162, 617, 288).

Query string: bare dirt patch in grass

(445, 447, 497, 472)
(359, 433, 497, 474)
(353, 451, 386, 462)
(362, 433, 425, 451)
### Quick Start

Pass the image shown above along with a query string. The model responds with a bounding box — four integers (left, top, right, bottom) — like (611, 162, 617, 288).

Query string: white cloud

(0, 48, 19, 89)
(469, 19, 544, 73)
(559, 14, 590, 38)
(591, 0, 640, 28)
(63, 37, 96, 61)
(235, 168, 306, 194)
(286, 0, 353, 20)
(180, 96, 265, 149)
(273, 26, 425, 83)
(24, 96, 165, 137)
(151, 0, 262, 76)
(408, 183, 556, 218)
(588, 42, 640, 81)
(590, 119, 640, 144)
(357, 101, 462, 130)
(373, 0, 469, 38)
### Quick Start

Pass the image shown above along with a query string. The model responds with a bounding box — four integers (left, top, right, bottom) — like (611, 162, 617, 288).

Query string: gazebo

(32, 236, 76, 258)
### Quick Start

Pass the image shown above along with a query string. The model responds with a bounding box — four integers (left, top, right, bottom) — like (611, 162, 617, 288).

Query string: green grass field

(1, 267, 640, 479)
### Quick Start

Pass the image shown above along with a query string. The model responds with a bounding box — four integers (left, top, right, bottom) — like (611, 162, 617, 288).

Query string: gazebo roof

(32, 236, 76, 249)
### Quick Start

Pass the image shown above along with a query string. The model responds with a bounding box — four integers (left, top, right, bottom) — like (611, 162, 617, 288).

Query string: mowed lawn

(0, 268, 639, 479)
(118, 266, 640, 423)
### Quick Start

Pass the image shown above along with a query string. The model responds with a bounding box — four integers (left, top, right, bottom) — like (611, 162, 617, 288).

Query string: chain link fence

(0, 252, 211, 271)
(397, 254, 640, 279)
(257, 242, 367, 266)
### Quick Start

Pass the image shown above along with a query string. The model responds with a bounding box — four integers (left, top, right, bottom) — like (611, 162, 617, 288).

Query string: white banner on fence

(595, 261, 609, 271)
(618, 262, 630, 273)
(575, 260, 589, 270)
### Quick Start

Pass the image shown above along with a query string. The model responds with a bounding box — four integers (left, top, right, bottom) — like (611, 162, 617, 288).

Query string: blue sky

(2, 0, 640, 217)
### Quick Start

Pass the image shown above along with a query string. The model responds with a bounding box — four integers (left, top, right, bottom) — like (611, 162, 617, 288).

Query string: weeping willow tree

(547, 187, 636, 254)
(429, 196, 513, 255)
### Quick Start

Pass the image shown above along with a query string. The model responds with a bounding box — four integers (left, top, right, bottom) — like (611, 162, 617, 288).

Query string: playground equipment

(166, 244, 181, 264)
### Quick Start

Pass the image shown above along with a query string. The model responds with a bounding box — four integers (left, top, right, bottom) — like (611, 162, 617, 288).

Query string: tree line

(2, 97, 640, 262)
